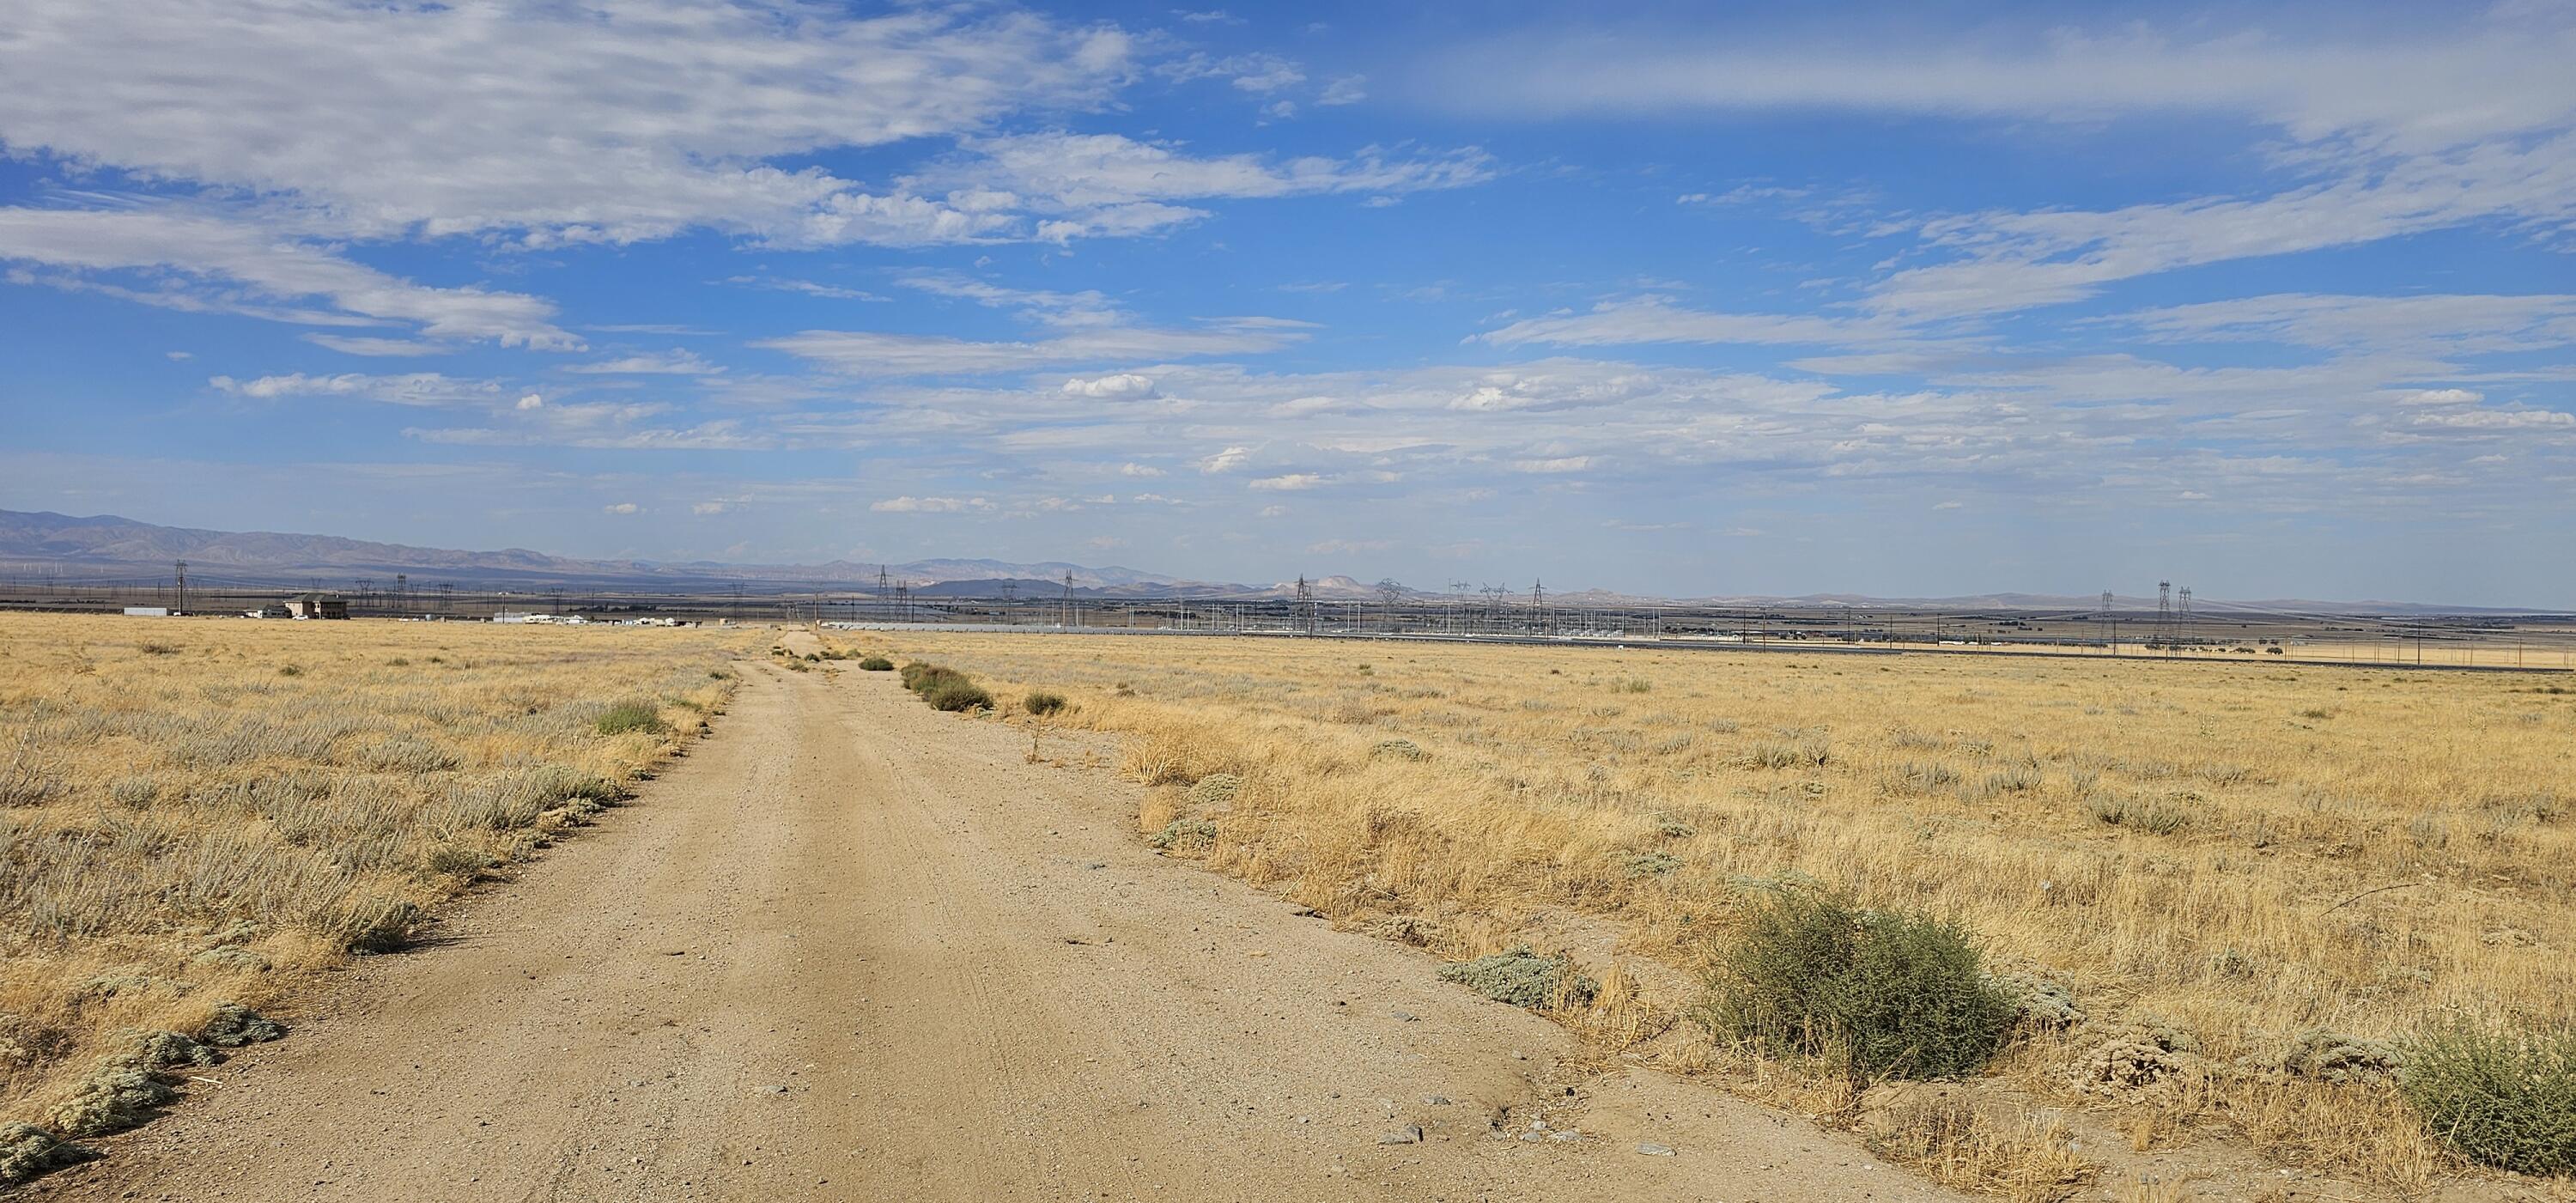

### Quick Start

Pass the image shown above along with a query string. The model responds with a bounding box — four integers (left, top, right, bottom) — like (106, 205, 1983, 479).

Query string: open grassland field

(865, 631, 2576, 1197)
(0, 614, 744, 1162)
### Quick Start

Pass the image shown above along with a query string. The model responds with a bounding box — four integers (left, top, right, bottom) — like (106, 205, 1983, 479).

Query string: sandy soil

(35, 646, 1964, 1202)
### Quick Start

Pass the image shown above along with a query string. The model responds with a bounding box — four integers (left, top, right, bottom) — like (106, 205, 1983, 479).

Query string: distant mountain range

(0, 509, 2545, 613)
(0, 509, 1272, 598)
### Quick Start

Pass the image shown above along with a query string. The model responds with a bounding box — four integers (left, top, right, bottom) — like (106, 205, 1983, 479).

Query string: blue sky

(3, 1, 2572, 604)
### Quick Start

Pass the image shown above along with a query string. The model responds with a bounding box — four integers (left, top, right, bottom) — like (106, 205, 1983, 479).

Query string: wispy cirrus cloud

(0, 207, 580, 349)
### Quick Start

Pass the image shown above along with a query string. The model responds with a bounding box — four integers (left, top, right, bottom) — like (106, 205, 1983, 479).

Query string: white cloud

(517, 393, 544, 410)
(2116, 295, 2576, 355)
(305, 334, 451, 357)
(0, 1, 1134, 246)
(1477, 297, 1891, 349)
(1318, 76, 1367, 106)
(1508, 456, 1594, 474)
(2403, 408, 2575, 430)
(1118, 462, 1166, 477)
(1421, 15, 2576, 150)
(1200, 445, 1253, 473)
(0, 208, 579, 349)
(870, 495, 995, 513)
(603, 502, 641, 515)
(209, 372, 501, 407)
(690, 501, 727, 515)
(564, 350, 723, 375)
(934, 131, 1493, 239)
(1159, 52, 1305, 93)
(763, 319, 1305, 376)
(721, 276, 888, 301)
(1062, 373, 1160, 399)
(1249, 472, 1326, 490)
(1422, 13, 2576, 322)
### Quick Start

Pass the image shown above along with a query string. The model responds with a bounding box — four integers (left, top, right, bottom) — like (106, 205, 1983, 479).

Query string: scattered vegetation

(0, 1121, 93, 1185)
(1145, 817, 1218, 851)
(2085, 793, 2193, 835)
(1022, 690, 1067, 717)
(857, 656, 894, 671)
(2397, 1023, 2576, 1176)
(1437, 945, 1598, 1011)
(1369, 738, 1426, 761)
(593, 699, 671, 737)
(799, 630, 2576, 1188)
(0, 613, 744, 1162)
(897, 661, 994, 712)
(1183, 773, 1242, 809)
(1867, 1093, 2095, 1203)
(1701, 889, 2016, 1081)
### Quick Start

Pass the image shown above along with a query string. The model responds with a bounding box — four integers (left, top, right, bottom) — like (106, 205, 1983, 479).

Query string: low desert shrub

(858, 656, 894, 671)
(1146, 817, 1218, 850)
(1742, 734, 1830, 769)
(593, 700, 668, 737)
(921, 677, 993, 713)
(328, 895, 424, 954)
(1023, 690, 1067, 716)
(1620, 848, 1684, 878)
(1701, 889, 2015, 1081)
(901, 662, 970, 693)
(2087, 793, 2192, 835)
(198, 1003, 286, 1048)
(0, 739, 64, 808)
(0, 1122, 94, 1185)
(2397, 1022, 2576, 1176)
(1370, 738, 1427, 761)
(1184, 773, 1242, 808)
(1437, 945, 1598, 1010)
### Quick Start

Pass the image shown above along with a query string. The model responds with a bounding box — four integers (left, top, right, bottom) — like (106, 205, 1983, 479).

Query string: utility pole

(173, 560, 187, 615)
(1061, 571, 1075, 629)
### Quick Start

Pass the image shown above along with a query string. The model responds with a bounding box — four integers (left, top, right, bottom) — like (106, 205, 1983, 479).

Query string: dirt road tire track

(44, 652, 1963, 1201)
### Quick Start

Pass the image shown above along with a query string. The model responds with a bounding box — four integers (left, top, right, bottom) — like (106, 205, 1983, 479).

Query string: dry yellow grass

(0, 612, 746, 1141)
(873, 631, 2576, 1192)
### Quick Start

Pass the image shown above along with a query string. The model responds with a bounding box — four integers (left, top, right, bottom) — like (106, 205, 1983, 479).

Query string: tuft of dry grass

(0, 613, 746, 1150)
(1867, 1091, 2097, 1203)
(876, 631, 2576, 1190)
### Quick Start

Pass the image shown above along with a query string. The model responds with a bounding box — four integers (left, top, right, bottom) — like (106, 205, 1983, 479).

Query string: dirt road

(51, 650, 1960, 1202)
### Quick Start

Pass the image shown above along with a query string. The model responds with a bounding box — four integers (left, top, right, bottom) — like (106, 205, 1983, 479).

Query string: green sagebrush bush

(1700, 888, 2015, 1081)
(2399, 1022, 2576, 1176)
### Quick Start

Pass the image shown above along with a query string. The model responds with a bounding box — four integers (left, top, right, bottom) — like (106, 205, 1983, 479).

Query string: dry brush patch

(878, 632, 2576, 1195)
(0, 613, 747, 1172)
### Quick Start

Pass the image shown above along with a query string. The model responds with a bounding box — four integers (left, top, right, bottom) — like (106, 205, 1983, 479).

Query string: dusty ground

(30, 639, 1965, 1202)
